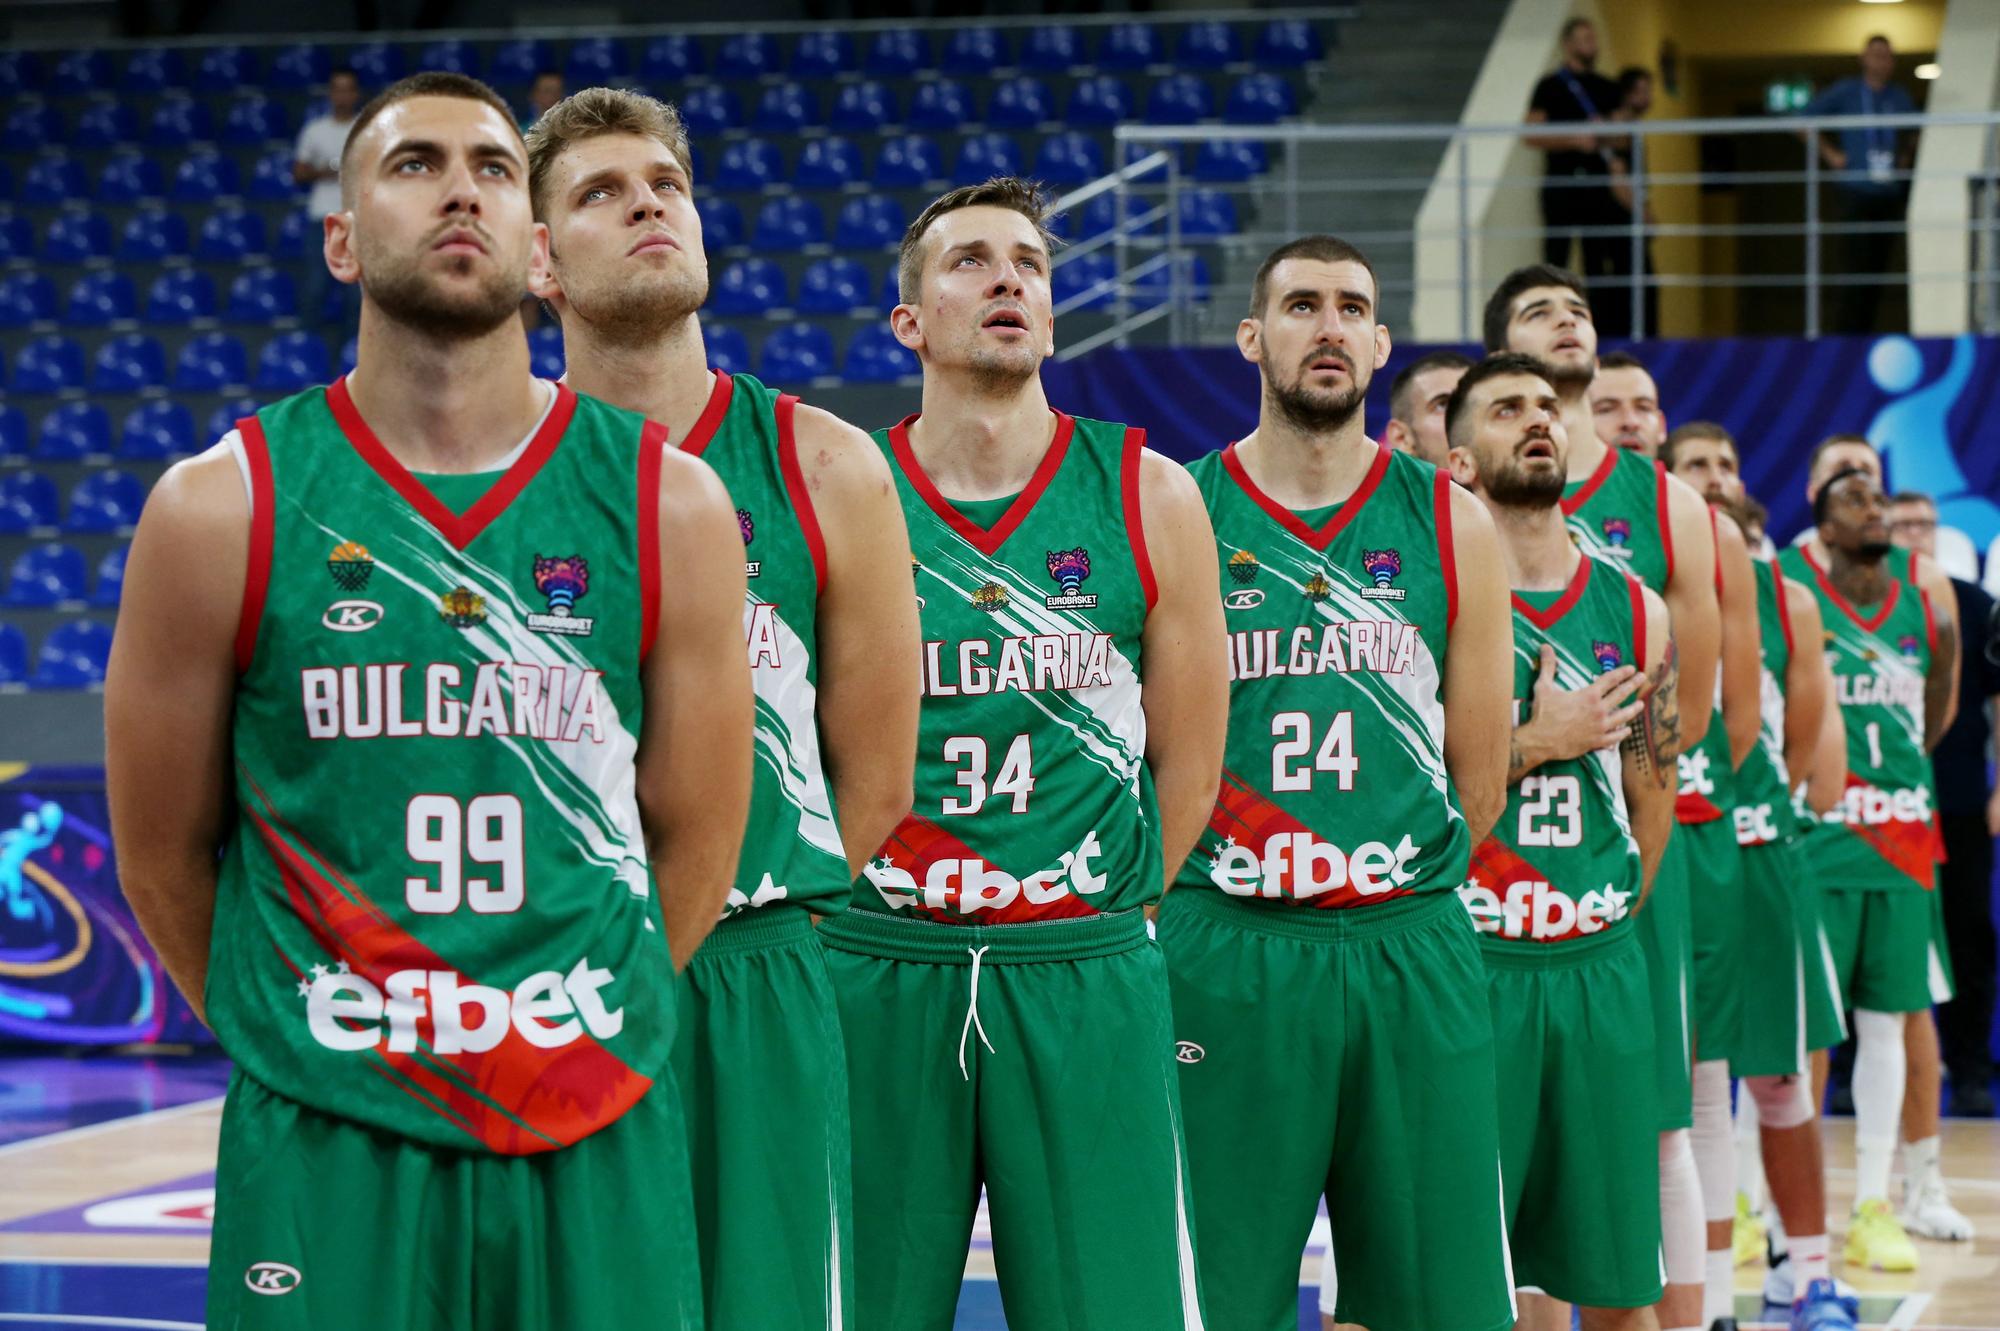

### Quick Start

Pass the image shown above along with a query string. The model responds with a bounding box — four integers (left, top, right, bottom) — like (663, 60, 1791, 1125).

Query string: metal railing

(1051, 110, 2000, 351)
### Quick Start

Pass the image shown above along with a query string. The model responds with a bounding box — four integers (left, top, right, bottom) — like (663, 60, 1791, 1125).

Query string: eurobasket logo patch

(1044, 547, 1098, 609)
(738, 508, 761, 578)
(1593, 640, 1624, 672)
(529, 554, 594, 637)
(1898, 633, 1920, 658)
(1600, 516, 1634, 556)
(1359, 548, 1405, 600)
(326, 541, 373, 590)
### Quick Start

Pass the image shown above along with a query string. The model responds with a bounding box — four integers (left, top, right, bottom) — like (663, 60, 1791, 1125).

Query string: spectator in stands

(1804, 35, 1918, 335)
(1380, 349, 1470, 466)
(1524, 19, 1632, 336)
(292, 66, 361, 329)
(524, 70, 564, 129)
(1890, 489, 2000, 1118)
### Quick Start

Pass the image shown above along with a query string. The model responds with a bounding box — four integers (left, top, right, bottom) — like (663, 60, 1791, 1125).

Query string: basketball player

(104, 74, 753, 1329)
(1590, 351, 1667, 457)
(1661, 424, 1857, 1331)
(821, 177, 1228, 1328)
(1159, 236, 1516, 1331)
(1486, 265, 1724, 1331)
(1381, 348, 1473, 466)
(1788, 466, 1958, 1273)
(1448, 351, 1678, 1331)
(522, 88, 921, 1329)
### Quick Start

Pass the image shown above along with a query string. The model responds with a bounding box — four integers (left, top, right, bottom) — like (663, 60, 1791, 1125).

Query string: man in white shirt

(293, 67, 361, 327)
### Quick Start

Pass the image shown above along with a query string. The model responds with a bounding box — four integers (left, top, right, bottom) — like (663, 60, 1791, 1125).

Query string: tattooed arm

(1622, 585, 1680, 903)
(1922, 593, 1957, 753)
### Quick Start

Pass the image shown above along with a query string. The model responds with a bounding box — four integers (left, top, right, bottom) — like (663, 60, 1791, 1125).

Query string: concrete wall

(1908, 0, 2000, 335)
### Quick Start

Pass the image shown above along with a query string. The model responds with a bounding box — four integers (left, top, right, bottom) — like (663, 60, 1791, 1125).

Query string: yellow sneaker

(1734, 1191, 1767, 1267)
(1843, 1197, 1919, 1272)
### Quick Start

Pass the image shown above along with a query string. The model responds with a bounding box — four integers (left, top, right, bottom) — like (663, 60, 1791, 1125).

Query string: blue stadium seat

(754, 82, 818, 134)
(195, 44, 256, 92)
(175, 332, 249, 391)
(1098, 23, 1161, 70)
(791, 31, 856, 78)
(1147, 74, 1214, 125)
(122, 210, 189, 263)
(273, 208, 313, 259)
(49, 50, 109, 95)
(835, 194, 905, 248)
(988, 77, 1054, 129)
(564, 36, 627, 84)
(1178, 188, 1240, 237)
(830, 81, 895, 133)
(67, 469, 148, 533)
(952, 133, 1023, 186)
(866, 29, 929, 76)
(753, 196, 826, 251)
(796, 137, 862, 191)
(0, 51, 43, 94)
(1054, 251, 1115, 309)
(92, 335, 168, 393)
(6, 542, 89, 607)
(942, 27, 1008, 75)
(0, 624, 25, 686)
(1257, 19, 1324, 67)
(65, 272, 136, 326)
(228, 269, 298, 322)
(696, 195, 744, 250)
(0, 213, 33, 262)
(92, 543, 129, 606)
(489, 40, 550, 87)
(223, 94, 290, 146)
(148, 97, 213, 148)
(797, 257, 870, 313)
(908, 79, 971, 132)
(761, 323, 836, 382)
(711, 258, 789, 316)
(339, 335, 358, 376)
(845, 324, 919, 383)
(44, 210, 111, 262)
(98, 151, 165, 200)
(173, 151, 240, 202)
(13, 336, 85, 394)
(1079, 192, 1157, 239)
(678, 85, 741, 135)
(0, 472, 62, 532)
(0, 274, 57, 327)
(1177, 21, 1243, 68)
(249, 150, 301, 201)
(4, 106, 58, 150)
(1067, 76, 1133, 127)
(348, 41, 406, 86)
(21, 154, 87, 205)
(33, 620, 115, 689)
(197, 207, 266, 260)
(881, 265, 901, 310)
(527, 324, 564, 379)
(1033, 132, 1105, 186)
(74, 101, 138, 149)
(705, 323, 750, 375)
(256, 331, 331, 392)
(716, 139, 783, 192)
(121, 49, 186, 92)
(873, 134, 942, 188)
(1226, 73, 1297, 124)
(418, 39, 481, 75)
(717, 32, 779, 80)
(1021, 26, 1084, 72)
(1193, 139, 1267, 182)
(120, 400, 196, 460)
(0, 161, 11, 202)
(268, 43, 329, 90)
(640, 35, 702, 80)
(206, 396, 260, 443)
(36, 404, 111, 460)
(144, 269, 215, 324)
(0, 407, 26, 460)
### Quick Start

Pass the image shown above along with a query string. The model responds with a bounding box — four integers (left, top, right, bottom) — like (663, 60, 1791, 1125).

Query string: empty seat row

(1, 399, 205, 461)
(4, 541, 125, 606)
(0, 202, 317, 263)
(0, 468, 148, 533)
(2, 267, 309, 327)
(11, 147, 339, 207)
(6, 330, 331, 393)
(522, 320, 918, 386)
(4, 94, 293, 153)
(0, 618, 116, 688)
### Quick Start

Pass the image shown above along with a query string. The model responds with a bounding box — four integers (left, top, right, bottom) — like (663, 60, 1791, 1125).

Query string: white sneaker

(1764, 1257, 1857, 1308)
(1901, 1172, 1976, 1241)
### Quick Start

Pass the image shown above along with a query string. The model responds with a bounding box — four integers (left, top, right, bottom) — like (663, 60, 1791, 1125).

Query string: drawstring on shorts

(957, 945, 994, 1079)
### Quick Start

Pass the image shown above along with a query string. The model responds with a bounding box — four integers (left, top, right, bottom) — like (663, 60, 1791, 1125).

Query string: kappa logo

(1224, 588, 1265, 610)
(321, 600, 383, 632)
(1175, 1040, 1206, 1065)
(528, 554, 595, 638)
(245, 1261, 301, 1296)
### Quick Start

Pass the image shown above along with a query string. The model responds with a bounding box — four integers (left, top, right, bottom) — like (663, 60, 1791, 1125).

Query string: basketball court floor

(1, 1056, 1995, 1330)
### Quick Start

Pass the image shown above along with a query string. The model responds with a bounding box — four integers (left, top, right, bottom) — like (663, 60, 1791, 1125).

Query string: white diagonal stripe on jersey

(743, 590, 845, 862)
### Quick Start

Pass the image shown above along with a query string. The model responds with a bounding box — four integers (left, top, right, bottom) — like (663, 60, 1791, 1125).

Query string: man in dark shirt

(1525, 19, 1632, 335)
(1803, 35, 1920, 334)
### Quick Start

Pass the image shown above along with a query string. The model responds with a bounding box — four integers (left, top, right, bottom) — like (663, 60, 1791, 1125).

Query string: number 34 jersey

(1175, 442, 1468, 908)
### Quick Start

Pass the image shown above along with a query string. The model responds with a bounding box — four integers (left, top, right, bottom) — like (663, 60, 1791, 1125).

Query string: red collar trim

(671, 370, 736, 457)
(1512, 550, 1595, 629)
(326, 375, 576, 551)
(1560, 443, 1619, 516)
(1219, 438, 1392, 551)
(889, 410, 1074, 556)
(1817, 566, 1902, 633)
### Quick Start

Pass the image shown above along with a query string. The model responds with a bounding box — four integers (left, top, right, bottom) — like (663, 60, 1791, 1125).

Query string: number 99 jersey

(1461, 554, 1646, 944)
(1175, 442, 1468, 908)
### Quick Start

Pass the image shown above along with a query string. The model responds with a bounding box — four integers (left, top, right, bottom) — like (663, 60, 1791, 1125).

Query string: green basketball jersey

(1795, 561, 1940, 891)
(1175, 442, 1466, 906)
(209, 378, 679, 1156)
(1675, 511, 1732, 828)
(1562, 445, 1673, 594)
(678, 370, 847, 919)
(855, 411, 1159, 923)
(1733, 559, 1799, 848)
(1461, 554, 1646, 944)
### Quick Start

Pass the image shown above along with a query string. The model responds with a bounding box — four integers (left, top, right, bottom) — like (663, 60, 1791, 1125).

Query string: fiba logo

(245, 1261, 301, 1296)
(1175, 1040, 1206, 1064)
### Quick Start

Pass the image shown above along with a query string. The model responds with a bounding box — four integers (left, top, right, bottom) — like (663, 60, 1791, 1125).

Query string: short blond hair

(524, 86, 692, 221)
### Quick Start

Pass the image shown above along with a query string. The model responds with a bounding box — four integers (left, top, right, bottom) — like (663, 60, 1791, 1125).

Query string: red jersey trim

(233, 414, 275, 674)
(1627, 570, 1648, 670)
(1560, 443, 1618, 515)
(1921, 586, 1937, 653)
(672, 369, 736, 458)
(774, 394, 828, 596)
(1772, 562, 1795, 654)
(637, 419, 667, 663)
(1817, 569, 1903, 634)
(1801, 544, 1828, 578)
(1909, 548, 1925, 589)
(1218, 438, 1392, 551)
(887, 410, 1075, 557)
(1512, 550, 1595, 629)
(1121, 427, 1157, 613)
(1433, 468, 1458, 631)
(326, 375, 577, 552)
(1657, 460, 1676, 583)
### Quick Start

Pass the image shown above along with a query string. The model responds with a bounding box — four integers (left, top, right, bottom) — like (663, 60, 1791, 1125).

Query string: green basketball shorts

(1790, 847, 1850, 1051)
(672, 907, 851, 1331)
(1683, 816, 1744, 1064)
(1483, 925, 1664, 1309)
(1158, 888, 1515, 1331)
(207, 1067, 701, 1331)
(1638, 826, 1694, 1130)
(818, 907, 1204, 1331)
(1733, 838, 1840, 1076)
(1820, 883, 1955, 1013)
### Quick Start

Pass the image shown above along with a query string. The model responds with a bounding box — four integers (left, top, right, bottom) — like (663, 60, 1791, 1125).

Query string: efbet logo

(245, 1262, 301, 1296)
(1044, 546, 1098, 609)
(1359, 548, 1405, 601)
(1601, 516, 1632, 548)
(1593, 640, 1623, 672)
(302, 958, 625, 1054)
(737, 508, 761, 578)
(326, 541, 373, 591)
(1209, 832, 1422, 899)
(528, 554, 595, 638)
(1227, 550, 1260, 585)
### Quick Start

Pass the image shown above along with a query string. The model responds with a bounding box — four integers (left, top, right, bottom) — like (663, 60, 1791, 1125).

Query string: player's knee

(1745, 1073, 1815, 1129)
